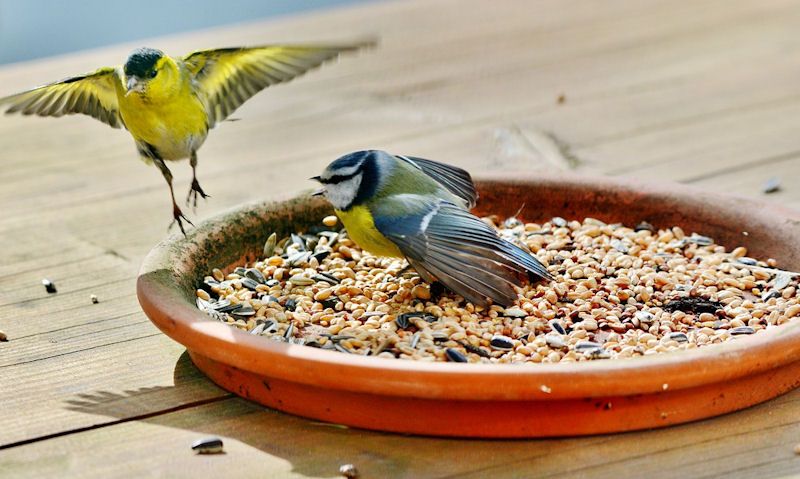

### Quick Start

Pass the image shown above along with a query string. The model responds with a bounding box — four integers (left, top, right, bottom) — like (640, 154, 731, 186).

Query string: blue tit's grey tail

(375, 199, 552, 307)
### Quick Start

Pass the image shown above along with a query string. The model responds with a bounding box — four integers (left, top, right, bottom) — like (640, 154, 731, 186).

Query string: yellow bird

(0, 41, 374, 233)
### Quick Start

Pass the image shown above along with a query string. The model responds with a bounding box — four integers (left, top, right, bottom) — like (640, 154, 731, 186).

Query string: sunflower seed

(263, 233, 278, 257)
(334, 343, 353, 354)
(575, 340, 603, 352)
(396, 312, 424, 329)
(42, 279, 57, 294)
(291, 233, 307, 251)
(259, 294, 279, 304)
(610, 239, 629, 254)
(549, 320, 566, 335)
(284, 322, 294, 340)
(688, 233, 713, 246)
(321, 298, 340, 310)
(445, 348, 468, 363)
(249, 323, 266, 335)
(410, 332, 421, 349)
(761, 290, 781, 301)
(287, 252, 312, 266)
(584, 347, 610, 359)
(196, 297, 212, 311)
(232, 305, 255, 317)
(191, 437, 224, 454)
(432, 332, 449, 342)
(461, 341, 491, 358)
(240, 278, 260, 291)
(312, 250, 331, 263)
(245, 268, 267, 284)
(314, 271, 340, 284)
(635, 311, 654, 323)
(263, 319, 279, 333)
(730, 326, 755, 335)
(233, 267, 247, 276)
(668, 332, 689, 343)
(489, 334, 514, 351)
(634, 221, 654, 232)
(774, 272, 792, 290)
(737, 257, 758, 266)
(284, 298, 297, 311)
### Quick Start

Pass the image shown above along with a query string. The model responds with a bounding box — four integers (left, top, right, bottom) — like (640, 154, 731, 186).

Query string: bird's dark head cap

(124, 48, 164, 77)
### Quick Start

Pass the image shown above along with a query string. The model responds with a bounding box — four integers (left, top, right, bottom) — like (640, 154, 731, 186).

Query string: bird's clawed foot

(186, 179, 210, 209)
(169, 203, 194, 236)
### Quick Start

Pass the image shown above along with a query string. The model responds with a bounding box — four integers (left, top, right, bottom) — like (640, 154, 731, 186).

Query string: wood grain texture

(1, 0, 799, 477)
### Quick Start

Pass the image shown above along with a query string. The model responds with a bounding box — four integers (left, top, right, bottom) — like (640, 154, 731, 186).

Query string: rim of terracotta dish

(137, 172, 800, 402)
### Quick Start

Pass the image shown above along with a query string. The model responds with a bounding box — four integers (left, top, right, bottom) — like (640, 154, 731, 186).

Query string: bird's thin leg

(154, 158, 193, 236)
(186, 151, 210, 209)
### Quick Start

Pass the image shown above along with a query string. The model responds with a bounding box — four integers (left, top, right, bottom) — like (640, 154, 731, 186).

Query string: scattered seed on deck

(191, 437, 224, 454)
(42, 279, 57, 294)
(762, 177, 781, 194)
(90, 294, 99, 304)
(339, 463, 359, 478)
(0, 330, 7, 342)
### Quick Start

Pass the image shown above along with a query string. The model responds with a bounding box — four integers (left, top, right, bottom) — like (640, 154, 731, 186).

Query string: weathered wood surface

(1, 0, 799, 477)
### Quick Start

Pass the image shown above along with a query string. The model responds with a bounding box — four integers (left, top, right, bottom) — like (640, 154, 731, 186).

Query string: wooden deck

(1, 0, 800, 477)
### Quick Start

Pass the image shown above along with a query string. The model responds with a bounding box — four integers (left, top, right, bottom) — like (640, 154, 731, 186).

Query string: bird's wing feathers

(374, 198, 551, 306)
(396, 155, 478, 209)
(183, 42, 374, 127)
(0, 67, 123, 128)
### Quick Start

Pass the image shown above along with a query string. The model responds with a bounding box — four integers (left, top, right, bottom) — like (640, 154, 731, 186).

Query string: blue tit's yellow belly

(120, 91, 208, 160)
(335, 206, 404, 258)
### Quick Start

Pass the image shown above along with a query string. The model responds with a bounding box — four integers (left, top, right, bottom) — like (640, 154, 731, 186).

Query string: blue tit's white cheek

(325, 175, 362, 210)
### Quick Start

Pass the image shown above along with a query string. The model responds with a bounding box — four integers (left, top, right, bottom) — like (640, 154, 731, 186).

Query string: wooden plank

(0, 390, 798, 479)
(0, 335, 228, 447)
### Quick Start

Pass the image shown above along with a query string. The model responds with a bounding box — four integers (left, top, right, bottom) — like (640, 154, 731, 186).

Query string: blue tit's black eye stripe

(318, 171, 360, 184)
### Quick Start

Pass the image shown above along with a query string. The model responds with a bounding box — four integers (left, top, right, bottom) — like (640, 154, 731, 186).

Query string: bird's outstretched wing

(0, 67, 124, 128)
(182, 41, 375, 127)
(373, 196, 551, 307)
(397, 155, 478, 209)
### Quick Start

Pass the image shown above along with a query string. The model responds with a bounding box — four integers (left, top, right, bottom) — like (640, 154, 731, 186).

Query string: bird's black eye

(149, 69, 158, 78)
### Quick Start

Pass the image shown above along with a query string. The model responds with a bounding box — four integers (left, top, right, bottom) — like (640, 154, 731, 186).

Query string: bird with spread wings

(0, 41, 374, 233)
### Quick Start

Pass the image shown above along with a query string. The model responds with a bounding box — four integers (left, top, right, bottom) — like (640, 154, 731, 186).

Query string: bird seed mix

(195, 216, 800, 363)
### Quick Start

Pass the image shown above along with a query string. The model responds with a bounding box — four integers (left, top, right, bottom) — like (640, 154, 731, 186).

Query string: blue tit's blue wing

(396, 155, 478, 209)
(373, 196, 551, 307)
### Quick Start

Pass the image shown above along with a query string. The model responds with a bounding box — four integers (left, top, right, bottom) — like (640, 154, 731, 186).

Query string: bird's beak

(309, 176, 322, 182)
(125, 76, 144, 96)
(311, 187, 326, 197)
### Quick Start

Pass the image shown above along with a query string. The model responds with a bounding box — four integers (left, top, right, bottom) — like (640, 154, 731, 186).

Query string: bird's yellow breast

(335, 206, 403, 258)
(119, 88, 208, 160)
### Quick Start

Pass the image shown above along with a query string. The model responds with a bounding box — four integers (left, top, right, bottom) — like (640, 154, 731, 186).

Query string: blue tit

(311, 150, 552, 307)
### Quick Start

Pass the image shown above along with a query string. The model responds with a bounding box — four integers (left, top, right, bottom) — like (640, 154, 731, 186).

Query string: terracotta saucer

(137, 173, 800, 437)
